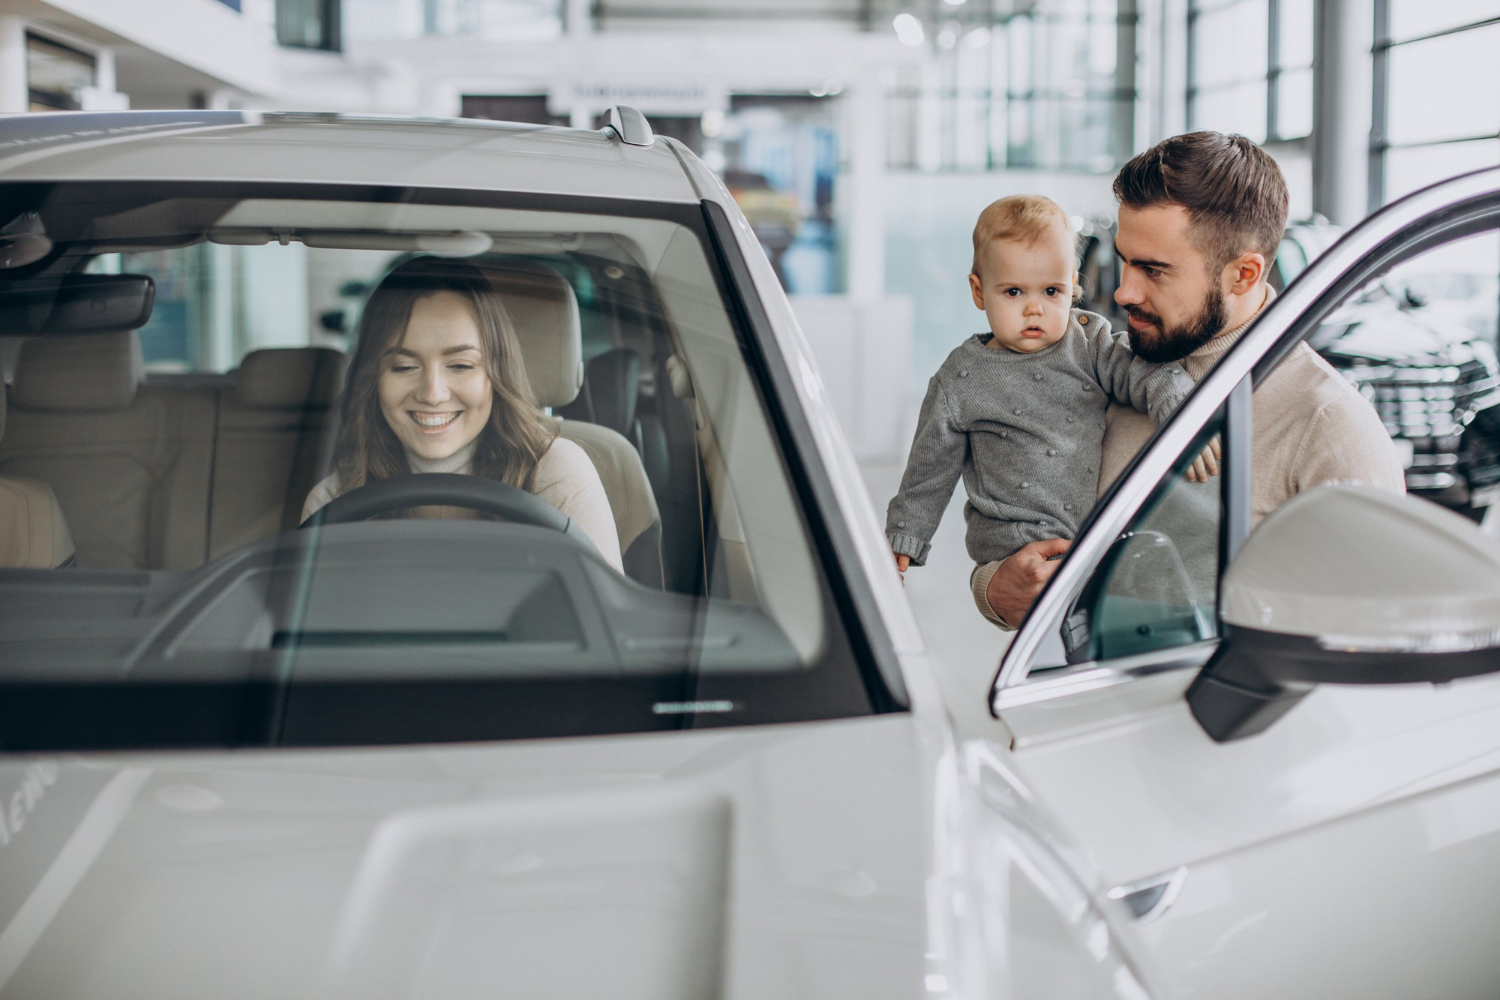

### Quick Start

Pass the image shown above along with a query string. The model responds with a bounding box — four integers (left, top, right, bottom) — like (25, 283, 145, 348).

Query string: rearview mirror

(0, 273, 155, 334)
(1187, 486, 1500, 741)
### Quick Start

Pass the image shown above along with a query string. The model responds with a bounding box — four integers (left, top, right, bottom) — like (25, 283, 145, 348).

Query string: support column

(1160, 0, 1189, 142)
(845, 66, 885, 300)
(1312, 0, 1375, 225)
(1119, 0, 1143, 158)
(1136, 0, 1188, 148)
(80, 46, 129, 111)
(562, 0, 592, 132)
(565, 0, 592, 37)
(0, 17, 27, 113)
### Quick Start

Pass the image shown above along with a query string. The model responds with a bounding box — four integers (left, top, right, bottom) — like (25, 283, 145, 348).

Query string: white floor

(858, 462, 1016, 728)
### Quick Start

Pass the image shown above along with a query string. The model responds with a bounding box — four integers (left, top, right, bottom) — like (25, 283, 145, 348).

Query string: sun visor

(0, 274, 155, 336)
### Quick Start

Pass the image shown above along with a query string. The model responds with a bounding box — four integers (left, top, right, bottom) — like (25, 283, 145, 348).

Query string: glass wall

(1375, 3, 1500, 364)
(344, 0, 563, 42)
(25, 34, 95, 112)
(277, 0, 343, 50)
(710, 96, 841, 295)
(1376, 5, 1500, 205)
(886, 0, 1137, 174)
(1187, 0, 1313, 143)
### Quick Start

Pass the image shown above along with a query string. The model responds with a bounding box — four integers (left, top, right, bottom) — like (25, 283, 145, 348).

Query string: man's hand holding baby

(981, 538, 1071, 627)
(1184, 435, 1221, 484)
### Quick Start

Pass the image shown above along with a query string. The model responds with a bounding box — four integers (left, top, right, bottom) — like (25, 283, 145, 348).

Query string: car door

(984, 168, 1500, 1000)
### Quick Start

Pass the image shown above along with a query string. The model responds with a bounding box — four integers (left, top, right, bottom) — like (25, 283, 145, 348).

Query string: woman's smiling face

(378, 290, 494, 461)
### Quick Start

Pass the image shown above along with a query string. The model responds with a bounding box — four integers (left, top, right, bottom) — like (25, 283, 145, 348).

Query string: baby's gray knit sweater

(887, 309, 1192, 566)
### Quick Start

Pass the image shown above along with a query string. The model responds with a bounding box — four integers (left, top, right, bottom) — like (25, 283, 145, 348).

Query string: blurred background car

(722, 168, 801, 286)
(1276, 220, 1500, 516)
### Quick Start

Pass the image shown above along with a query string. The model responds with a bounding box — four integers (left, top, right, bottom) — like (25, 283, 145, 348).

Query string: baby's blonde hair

(970, 194, 1077, 277)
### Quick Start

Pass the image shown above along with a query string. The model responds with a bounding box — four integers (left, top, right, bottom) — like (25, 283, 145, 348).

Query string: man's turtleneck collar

(1182, 284, 1276, 381)
(404, 438, 478, 475)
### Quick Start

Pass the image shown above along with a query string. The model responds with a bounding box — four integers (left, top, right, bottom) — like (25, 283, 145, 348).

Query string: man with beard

(973, 131, 1404, 628)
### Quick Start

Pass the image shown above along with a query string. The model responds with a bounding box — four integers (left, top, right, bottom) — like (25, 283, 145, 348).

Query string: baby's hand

(894, 553, 910, 579)
(1185, 435, 1222, 483)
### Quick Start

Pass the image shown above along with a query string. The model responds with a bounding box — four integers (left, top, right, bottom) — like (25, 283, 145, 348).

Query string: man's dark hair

(1113, 131, 1289, 273)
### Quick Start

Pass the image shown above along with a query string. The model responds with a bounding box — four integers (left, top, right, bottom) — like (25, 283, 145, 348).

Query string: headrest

(480, 260, 583, 409)
(584, 348, 641, 439)
(235, 347, 347, 409)
(13, 331, 144, 412)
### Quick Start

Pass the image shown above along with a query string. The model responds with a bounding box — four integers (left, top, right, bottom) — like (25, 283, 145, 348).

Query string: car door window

(1059, 411, 1226, 665)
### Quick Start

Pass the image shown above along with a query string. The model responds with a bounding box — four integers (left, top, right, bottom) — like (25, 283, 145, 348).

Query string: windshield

(0, 182, 890, 749)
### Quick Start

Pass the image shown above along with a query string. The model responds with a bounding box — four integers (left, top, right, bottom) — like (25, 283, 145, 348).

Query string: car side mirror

(1187, 485, 1500, 741)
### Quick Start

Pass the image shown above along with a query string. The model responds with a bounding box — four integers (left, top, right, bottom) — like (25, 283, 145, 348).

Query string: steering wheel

(301, 473, 590, 548)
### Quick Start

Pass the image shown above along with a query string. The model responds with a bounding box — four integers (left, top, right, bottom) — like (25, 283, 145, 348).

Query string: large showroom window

(1372, 3, 1500, 363)
(277, 0, 342, 50)
(343, 0, 563, 41)
(886, 0, 1137, 173)
(25, 33, 95, 112)
(1373, 2, 1500, 206)
(1186, 0, 1313, 144)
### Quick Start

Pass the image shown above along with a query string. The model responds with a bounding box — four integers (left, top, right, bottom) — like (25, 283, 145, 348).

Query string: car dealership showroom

(0, 1, 1495, 998)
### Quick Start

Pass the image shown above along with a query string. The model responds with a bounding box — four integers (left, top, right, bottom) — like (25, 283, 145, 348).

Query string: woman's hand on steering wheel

(303, 473, 568, 532)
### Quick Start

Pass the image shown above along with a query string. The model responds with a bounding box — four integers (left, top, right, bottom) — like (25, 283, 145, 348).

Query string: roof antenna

(600, 106, 654, 148)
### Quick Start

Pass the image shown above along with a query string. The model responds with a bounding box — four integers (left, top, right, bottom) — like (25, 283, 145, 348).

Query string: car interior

(0, 185, 885, 747)
(0, 253, 686, 588)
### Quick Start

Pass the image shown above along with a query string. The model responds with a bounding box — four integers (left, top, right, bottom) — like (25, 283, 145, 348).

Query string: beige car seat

(2, 331, 215, 569)
(209, 346, 346, 557)
(0, 383, 75, 568)
(486, 258, 665, 587)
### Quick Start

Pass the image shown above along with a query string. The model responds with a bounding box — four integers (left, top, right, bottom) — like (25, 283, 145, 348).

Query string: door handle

(1107, 866, 1187, 922)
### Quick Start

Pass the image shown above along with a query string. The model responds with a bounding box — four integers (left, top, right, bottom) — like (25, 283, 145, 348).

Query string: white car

(0, 109, 1497, 1000)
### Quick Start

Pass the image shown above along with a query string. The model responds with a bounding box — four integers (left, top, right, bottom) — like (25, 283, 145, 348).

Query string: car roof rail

(601, 106, 654, 147)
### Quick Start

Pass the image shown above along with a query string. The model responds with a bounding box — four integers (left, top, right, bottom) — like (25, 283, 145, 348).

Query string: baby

(887, 194, 1202, 582)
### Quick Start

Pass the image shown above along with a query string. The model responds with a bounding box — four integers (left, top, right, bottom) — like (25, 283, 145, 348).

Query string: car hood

(0, 716, 932, 1000)
(1316, 297, 1479, 363)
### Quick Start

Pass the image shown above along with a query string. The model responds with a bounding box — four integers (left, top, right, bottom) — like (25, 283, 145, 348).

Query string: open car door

(984, 167, 1500, 1000)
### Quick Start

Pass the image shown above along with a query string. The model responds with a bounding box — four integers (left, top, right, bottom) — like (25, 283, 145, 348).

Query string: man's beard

(1125, 284, 1228, 363)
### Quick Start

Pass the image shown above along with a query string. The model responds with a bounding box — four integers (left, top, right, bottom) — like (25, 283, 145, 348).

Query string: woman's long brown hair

(330, 256, 557, 495)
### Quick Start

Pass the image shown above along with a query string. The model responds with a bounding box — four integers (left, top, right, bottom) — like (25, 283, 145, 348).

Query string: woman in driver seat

(301, 256, 623, 571)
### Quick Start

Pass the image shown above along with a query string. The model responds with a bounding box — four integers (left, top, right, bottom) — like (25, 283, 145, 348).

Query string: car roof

(0, 111, 701, 204)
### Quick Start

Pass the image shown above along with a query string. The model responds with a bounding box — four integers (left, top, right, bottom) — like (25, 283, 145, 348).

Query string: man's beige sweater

(971, 285, 1407, 627)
